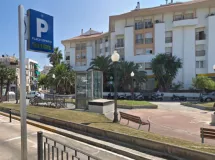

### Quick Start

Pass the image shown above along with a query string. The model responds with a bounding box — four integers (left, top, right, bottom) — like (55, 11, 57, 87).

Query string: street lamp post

(111, 51, 120, 123)
(52, 74, 56, 100)
(110, 76, 113, 95)
(130, 71, 135, 100)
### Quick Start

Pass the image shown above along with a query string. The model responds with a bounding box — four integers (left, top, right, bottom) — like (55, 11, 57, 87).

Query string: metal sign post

(18, 5, 27, 160)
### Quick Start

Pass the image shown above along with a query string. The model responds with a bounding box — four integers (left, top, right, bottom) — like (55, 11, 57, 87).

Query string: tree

(88, 55, 112, 87)
(38, 74, 48, 89)
(151, 54, 182, 91)
(4, 68, 16, 98)
(46, 63, 75, 94)
(117, 61, 147, 91)
(192, 76, 215, 91)
(47, 47, 63, 66)
(0, 64, 7, 97)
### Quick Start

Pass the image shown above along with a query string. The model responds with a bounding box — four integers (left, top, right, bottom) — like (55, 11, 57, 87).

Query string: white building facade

(62, 0, 215, 89)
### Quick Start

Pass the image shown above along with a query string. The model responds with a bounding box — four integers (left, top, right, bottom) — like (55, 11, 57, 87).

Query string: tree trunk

(0, 78, 3, 97)
(5, 80, 10, 101)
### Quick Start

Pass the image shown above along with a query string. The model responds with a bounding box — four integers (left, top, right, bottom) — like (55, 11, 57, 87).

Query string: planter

(211, 114, 215, 125)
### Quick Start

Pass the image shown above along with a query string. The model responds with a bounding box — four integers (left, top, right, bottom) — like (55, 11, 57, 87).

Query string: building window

(144, 19, 153, 29)
(135, 34, 144, 44)
(135, 21, 143, 30)
(116, 38, 124, 48)
(66, 56, 70, 60)
(145, 62, 152, 70)
(105, 36, 108, 42)
(184, 13, 194, 19)
(76, 54, 81, 59)
(145, 32, 153, 44)
(105, 47, 108, 52)
(81, 43, 86, 50)
(76, 44, 80, 50)
(165, 47, 172, 56)
(100, 49, 102, 54)
(173, 14, 183, 21)
(81, 53, 86, 59)
(136, 48, 145, 55)
(196, 61, 205, 68)
(165, 31, 172, 43)
(196, 28, 206, 40)
(100, 38, 103, 44)
(146, 48, 153, 54)
(196, 44, 205, 56)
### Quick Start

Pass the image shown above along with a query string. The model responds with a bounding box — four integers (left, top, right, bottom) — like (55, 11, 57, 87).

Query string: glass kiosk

(75, 70, 103, 110)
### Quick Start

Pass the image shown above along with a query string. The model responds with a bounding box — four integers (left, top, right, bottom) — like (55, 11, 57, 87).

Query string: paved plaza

(106, 102, 215, 145)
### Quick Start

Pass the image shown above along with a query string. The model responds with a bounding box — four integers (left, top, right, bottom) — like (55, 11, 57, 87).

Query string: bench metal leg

(138, 124, 141, 129)
(201, 137, 204, 143)
(147, 120, 151, 132)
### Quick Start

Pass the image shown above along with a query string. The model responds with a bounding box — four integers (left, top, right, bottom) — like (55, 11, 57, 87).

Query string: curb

(117, 105, 158, 109)
(180, 103, 215, 111)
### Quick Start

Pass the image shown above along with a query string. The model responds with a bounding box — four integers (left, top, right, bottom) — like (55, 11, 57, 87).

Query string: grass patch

(197, 102, 214, 108)
(181, 102, 215, 111)
(0, 103, 215, 154)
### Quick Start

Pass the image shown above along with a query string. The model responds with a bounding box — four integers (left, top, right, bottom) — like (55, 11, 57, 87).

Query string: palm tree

(47, 47, 63, 66)
(88, 56, 112, 87)
(117, 61, 147, 91)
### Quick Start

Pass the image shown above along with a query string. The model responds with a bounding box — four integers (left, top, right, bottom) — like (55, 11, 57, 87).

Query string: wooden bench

(200, 128, 215, 143)
(119, 112, 150, 131)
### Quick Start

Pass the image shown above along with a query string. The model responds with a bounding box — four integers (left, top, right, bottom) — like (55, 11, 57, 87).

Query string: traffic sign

(27, 9, 53, 53)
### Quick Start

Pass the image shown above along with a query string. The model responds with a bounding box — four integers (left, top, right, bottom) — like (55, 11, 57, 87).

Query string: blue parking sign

(27, 9, 53, 53)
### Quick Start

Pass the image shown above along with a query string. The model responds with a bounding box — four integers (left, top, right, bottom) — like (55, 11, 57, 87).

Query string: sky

(0, 0, 189, 70)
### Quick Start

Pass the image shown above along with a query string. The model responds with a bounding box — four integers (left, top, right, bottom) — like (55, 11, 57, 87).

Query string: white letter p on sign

(36, 18, 48, 38)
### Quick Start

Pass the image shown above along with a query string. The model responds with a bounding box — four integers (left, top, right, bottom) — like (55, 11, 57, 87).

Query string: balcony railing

(135, 22, 153, 30)
(165, 37, 172, 43)
(196, 50, 206, 57)
(135, 39, 144, 44)
(196, 34, 206, 40)
(165, 52, 172, 56)
(115, 43, 124, 48)
(145, 38, 153, 44)
(173, 14, 195, 21)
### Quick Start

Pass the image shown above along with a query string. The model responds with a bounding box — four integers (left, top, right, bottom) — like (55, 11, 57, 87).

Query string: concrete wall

(173, 27, 183, 84)
(207, 15, 215, 73)
(183, 27, 196, 88)
(124, 26, 134, 61)
(154, 23, 165, 54)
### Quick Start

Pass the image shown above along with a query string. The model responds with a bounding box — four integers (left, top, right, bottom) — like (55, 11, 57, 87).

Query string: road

(0, 114, 133, 160)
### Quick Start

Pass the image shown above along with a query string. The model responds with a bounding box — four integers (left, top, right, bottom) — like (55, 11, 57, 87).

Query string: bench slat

(201, 128, 215, 132)
(201, 131, 215, 135)
(201, 134, 215, 139)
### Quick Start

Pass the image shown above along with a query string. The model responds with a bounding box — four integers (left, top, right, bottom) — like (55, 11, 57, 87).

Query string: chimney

(136, 2, 140, 9)
(81, 29, 83, 35)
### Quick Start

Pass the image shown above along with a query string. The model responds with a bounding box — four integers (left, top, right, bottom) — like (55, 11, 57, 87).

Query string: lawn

(197, 102, 214, 108)
(118, 100, 155, 106)
(0, 103, 215, 154)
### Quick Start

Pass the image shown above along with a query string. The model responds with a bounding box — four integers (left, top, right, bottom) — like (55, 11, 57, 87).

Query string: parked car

(26, 91, 38, 99)
(200, 92, 215, 102)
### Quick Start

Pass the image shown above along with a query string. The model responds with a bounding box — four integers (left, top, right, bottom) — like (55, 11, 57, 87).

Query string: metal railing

(135, 39, 144, 44)
(165, 37, 172, 43)
(173, 14, 195, 21)
(115, 43, 124, 48)
(145, 38, 153, 44)
(38, 132, 101, 160)
(196, 50, 206, 57)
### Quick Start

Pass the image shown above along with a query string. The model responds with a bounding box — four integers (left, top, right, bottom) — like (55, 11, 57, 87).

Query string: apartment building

(41, 65, 52, 75)
(62, 29, 110, 71)
(25, 58, 39, 92)
(62, 0, 215, 89)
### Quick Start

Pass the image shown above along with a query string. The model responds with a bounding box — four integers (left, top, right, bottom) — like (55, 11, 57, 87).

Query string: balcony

(135, 22, 153, 30)
(173, 15, 198, 27)
(165, 52, 172, 56)
(135, 39, 144, 44)
(115, 43, 124, 48)
(165, 37, 172, 43)
(145, 38, 153, 44)
(196, 50, 206, 57)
